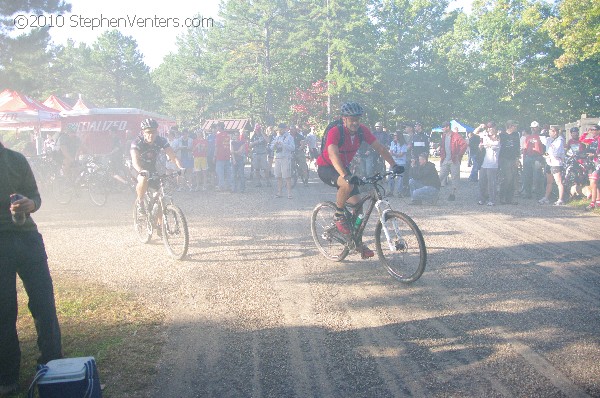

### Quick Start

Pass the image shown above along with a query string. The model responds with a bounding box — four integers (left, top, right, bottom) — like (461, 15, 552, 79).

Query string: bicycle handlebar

(359, 171, 401, 186)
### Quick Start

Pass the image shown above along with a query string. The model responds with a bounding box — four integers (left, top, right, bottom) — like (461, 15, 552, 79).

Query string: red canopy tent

(43, 94, 73, 112)
(71, 97, 94, 111)
(0, 89, 60, 128)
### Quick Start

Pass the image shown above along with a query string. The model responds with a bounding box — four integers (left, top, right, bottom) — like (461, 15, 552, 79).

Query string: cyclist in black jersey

(131, 119, 184, 212)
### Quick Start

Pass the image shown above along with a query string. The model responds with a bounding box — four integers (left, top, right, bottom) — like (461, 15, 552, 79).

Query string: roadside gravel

(34, 166, 600, 397)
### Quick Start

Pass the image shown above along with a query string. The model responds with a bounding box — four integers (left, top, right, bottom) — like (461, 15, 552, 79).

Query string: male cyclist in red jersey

(316, 102, 404, 258)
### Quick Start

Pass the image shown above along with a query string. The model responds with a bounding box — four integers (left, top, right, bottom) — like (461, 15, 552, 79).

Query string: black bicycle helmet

(140, 118, 158, 130)
(340, 102, 364, 117)
(569, 126, 579, 133)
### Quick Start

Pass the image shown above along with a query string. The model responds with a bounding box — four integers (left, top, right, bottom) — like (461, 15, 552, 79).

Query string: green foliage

(88, 30, 161, 110)
(545, 0, 600, 68)
(1, 0, 599, 128)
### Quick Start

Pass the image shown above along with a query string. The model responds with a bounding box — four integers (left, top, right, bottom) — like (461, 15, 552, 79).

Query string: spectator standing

(231, 129, 247, 193)
(402, 123, 414, 195)
(305, 127, 319, 169)
(521, 121, 545, 198)
(266, 126, 277, 179)
(214, 122, 233, 192)
(468, 128, 484, 182)
(205, 124, 217, 188)
(580, 124, 600, 210)
(387, 132, 408, 197)
(539, 126, 566, 205)
(176, 129, 194, 191)
(270, 123, 295, 199)
(497, 120, 521, 205)
(438, 123, 468, 201)
(192, 130, 209, 191)
(478, 125, 500, 206)
(0, 141, 63, 396)
(411, 122, 429, 161)
(409, 152, 440, 205)
(249, 124, 270, 187)
(566, 127, 585, 154)
(373, 122, 391, 174)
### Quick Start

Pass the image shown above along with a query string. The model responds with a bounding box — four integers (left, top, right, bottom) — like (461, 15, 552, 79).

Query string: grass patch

(568, 197, 600, 214)
(15, 276, 166, 397)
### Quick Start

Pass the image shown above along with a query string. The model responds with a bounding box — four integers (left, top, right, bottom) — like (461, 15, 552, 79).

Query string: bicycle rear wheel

(162, 204, 189, 260)
(88, 174, 108, 206)
(375, 210, 426, 283)
(52, 174, 74, 205)
(133, 199, 151, 243)
(311, 201, 349, 261)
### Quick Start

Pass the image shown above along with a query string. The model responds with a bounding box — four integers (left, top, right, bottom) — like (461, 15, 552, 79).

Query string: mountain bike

(133, 171, 189, 260)
(311, 171, 426, 283)
(51, 155, 109, 206)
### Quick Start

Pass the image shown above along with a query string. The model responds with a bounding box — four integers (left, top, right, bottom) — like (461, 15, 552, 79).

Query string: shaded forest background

(1, 0, 598, 131)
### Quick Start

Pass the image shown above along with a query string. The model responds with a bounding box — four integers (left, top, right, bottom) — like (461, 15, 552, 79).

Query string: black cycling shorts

(317, 165, 360, 196)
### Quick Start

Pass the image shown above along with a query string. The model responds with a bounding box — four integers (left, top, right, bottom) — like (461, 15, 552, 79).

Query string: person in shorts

(192, 130, 209, 191)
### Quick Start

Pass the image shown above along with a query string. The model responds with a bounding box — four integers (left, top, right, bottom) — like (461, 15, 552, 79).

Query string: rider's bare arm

(165, 146, 184, 169)
(131, 149, 144, 173)
(371, 140, 397, 167)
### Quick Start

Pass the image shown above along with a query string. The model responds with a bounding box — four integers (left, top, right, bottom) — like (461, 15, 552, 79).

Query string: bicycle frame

(344, 172, 400, 251)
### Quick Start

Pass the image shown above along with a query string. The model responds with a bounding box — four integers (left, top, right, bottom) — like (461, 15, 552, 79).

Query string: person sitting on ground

(316, 102, 403, 259)
(409, 152, 441, 205)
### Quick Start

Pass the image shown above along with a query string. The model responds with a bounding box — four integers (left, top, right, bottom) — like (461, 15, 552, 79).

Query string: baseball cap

(530, 121, 540, 128)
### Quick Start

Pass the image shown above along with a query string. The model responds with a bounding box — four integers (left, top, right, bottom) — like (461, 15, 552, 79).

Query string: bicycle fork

(375, 200, 402, 252)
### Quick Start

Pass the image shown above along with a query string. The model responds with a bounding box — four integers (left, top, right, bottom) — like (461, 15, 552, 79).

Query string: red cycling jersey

(316, 124, 376, 167)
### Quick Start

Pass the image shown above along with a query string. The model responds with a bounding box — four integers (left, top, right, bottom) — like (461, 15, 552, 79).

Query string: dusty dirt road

(35, 169, 599, 398)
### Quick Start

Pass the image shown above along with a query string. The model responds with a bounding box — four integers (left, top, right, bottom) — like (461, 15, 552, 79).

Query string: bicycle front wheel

(162, 204, 189, 260)
(375, 211, 426, 283)
(311, 201, 349, 261)
(133, 200, 151, 244)
(88, 174, 108, 206)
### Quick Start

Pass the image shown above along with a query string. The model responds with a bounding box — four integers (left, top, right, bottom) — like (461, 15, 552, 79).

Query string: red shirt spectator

(523, 133, 544, 156)
(193, 136, 208, 158)
(214, 130, 231, 161)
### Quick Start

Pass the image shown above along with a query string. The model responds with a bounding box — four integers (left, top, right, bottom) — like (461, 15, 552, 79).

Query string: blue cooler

(28, 357, 102, 398)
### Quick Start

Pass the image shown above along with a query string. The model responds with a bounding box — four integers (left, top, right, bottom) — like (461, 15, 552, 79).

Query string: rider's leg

(136, 175, 148, 203)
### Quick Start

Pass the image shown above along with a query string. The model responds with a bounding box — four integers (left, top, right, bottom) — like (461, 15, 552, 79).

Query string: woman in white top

(478, 125, 500, 206)
(538, 126, 565, 205)
(388, 132, 408, 196)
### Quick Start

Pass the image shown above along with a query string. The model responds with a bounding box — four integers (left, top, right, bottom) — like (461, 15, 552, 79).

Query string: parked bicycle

(133, 171, 189, 260)
(311, 171, 426, 283)
(51, 155, 110, 206)
(291, 154, 309, 187)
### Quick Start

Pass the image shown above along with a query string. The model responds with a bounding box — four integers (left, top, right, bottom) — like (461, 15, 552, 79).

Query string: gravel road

(34, 167, 600, 398)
